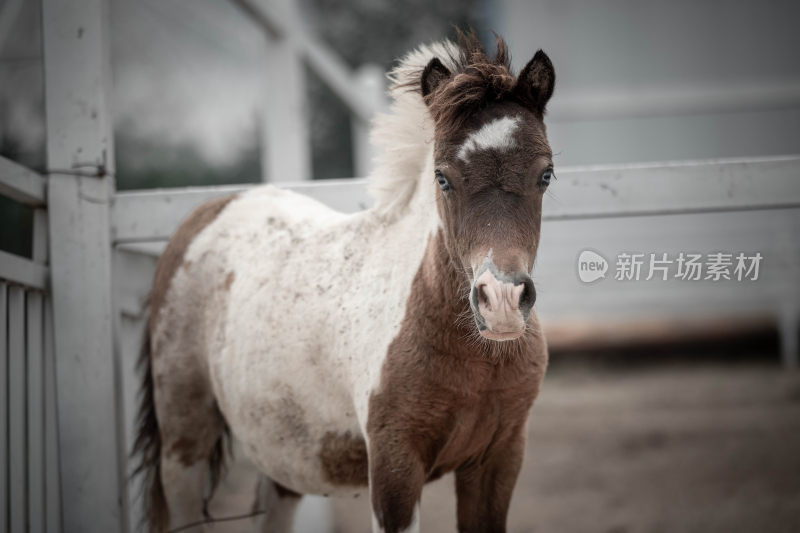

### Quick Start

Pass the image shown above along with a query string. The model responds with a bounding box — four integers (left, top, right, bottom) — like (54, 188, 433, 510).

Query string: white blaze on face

(457, 115, 520, 163)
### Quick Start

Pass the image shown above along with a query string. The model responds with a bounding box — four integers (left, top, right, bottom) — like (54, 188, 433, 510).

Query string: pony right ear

(515, 50, 555, 116)
(421, 57, 451, 100)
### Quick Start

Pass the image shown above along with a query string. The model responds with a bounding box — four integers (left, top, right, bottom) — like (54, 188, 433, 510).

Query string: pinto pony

(134, 32, 556, 533)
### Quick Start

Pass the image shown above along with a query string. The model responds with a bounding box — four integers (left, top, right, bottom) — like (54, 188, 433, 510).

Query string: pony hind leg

(134, 325, 231, 532)
(154, 371, 230, 531)
(253, 475, 302, 533)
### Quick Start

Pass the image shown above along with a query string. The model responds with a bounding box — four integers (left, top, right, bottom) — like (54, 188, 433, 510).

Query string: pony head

(420, 32, 555, 341)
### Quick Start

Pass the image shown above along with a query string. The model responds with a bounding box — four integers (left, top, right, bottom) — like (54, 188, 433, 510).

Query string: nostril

(518, 278, 536, 312)
(477, 283, 491, 311)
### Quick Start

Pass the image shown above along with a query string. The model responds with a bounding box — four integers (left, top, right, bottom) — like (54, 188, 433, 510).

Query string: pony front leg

(454, 429, 526, 533)
(368, 442, 425, 533)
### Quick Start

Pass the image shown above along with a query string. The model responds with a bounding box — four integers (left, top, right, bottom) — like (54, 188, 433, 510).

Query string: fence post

(258, 0, 311, 182)
(42, 0, 127, 531)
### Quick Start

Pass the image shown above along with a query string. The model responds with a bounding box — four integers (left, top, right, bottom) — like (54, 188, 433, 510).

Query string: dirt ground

(202, 358, 800, 532)
(330, 360, 800, 533)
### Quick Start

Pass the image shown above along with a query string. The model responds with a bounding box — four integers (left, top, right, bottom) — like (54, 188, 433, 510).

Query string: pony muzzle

(470, 267, 536, 341)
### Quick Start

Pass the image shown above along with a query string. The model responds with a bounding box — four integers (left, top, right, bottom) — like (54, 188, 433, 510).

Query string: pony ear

(421, 57, 451, 100)
(515, 50, 555, 116)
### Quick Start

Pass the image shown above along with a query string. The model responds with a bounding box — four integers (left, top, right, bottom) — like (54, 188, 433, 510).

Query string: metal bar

(7, 286, 26, 533)
(301, 31, 376, 122)
(44, 296, 62, 532)
(548, 80, 800, 122)
(42, 0, 126, 529)
(230, 0, 375, 122)
(227, 0, 281, 39)
(541, 155, 800, 220)
(261, 12, 312, 182)
(26, 292, 44, 532)
(110, 184, 251, 243)
(0, 250, 49, 291)
(110, 156, 800, 243)
(0, 283, 7, 533)
(110, 179, 372, 244)
(0, 156, 47, 207)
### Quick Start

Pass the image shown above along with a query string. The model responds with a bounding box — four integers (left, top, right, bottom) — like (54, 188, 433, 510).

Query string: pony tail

(131, 325, 169, 532)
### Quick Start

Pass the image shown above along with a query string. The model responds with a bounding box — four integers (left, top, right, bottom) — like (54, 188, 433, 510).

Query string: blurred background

(1, 0, 799, 532)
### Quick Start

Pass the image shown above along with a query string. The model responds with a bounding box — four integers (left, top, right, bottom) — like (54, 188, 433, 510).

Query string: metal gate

(0, 160, 61, 531)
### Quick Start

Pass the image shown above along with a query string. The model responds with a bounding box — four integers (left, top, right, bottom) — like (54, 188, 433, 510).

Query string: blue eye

(435, 170, 451, 191)
(540, 167, 554, 187)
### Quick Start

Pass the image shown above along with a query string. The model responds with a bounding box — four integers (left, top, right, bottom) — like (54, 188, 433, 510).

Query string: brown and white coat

(134, 32, 555, 533)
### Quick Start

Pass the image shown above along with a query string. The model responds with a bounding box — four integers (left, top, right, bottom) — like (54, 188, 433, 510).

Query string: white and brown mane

(134, 31, 556, 533)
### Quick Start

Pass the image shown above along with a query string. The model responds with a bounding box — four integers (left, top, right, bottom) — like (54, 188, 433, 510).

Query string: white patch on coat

(152, 37, 454, 509)
(457, 115, 520, 163)
(154, 147, 441, 498)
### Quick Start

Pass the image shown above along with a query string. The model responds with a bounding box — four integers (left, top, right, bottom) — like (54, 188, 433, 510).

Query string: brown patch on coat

(160, 379, 228, 469)
(367, 231, 548, 532)
(149, 194, 237, 332)
(168, 436, 198, 466)
(244, 385, 311, 445)
(223, 271, 235, 290)
(318, 430, 369, 486)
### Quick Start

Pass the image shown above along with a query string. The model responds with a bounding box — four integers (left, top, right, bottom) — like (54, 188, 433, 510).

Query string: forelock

(411, 31, 520, 139)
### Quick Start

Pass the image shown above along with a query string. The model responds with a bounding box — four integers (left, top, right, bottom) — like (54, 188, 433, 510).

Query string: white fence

(110, 156, 800, 530)
(1, 0, 800, 531)
(5, 152, 800, 532)
(112, 156, 800, 364)
(0, 159, 61, 532)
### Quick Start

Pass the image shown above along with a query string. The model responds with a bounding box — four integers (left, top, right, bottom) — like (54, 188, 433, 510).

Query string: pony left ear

(421, 57, 451, 100)
(515, 50, 555, 116)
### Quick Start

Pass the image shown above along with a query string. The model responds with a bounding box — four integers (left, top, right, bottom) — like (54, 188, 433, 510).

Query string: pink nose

(471, 269, 535, 341)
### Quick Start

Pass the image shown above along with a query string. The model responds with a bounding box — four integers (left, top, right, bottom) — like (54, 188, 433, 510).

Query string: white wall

(497, 0, 800, 166)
